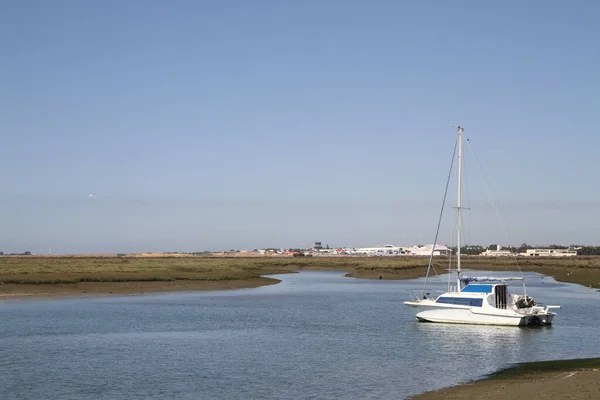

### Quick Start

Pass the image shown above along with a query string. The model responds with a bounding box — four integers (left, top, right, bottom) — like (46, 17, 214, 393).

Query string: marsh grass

(1, 255, 599, 289)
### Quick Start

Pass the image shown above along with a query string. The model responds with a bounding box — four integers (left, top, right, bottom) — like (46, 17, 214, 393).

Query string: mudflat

(0, 277, 279, 299)
(412, 358, 600, 399)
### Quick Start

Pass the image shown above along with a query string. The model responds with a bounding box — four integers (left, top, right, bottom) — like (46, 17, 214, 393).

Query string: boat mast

(456, 126, 463, 291)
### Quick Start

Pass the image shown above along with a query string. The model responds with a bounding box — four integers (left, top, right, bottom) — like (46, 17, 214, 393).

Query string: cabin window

(495, 285, 508, 309)
(436, 297, 483, 307)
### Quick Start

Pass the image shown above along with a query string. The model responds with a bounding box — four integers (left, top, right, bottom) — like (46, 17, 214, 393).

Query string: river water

(1, 270, 598, 399)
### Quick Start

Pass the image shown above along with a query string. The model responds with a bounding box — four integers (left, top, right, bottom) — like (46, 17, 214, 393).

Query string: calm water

(1, 270, 598, 399)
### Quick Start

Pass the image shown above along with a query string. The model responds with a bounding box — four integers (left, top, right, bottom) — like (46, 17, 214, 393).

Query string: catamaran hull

(403, 128, 561, 327)
(414, 308, 554, 326)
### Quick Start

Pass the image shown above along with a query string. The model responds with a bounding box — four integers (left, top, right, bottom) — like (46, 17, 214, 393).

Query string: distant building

(313, 248, 337, 255)
(403, 244, 452, 256)
(347, 245, 403, 256)
(519, 248, 578, 257)
(481, 245, 513, 257)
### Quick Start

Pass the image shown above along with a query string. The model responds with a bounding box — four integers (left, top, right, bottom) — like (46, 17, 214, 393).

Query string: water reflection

(0, 270, 597, 400)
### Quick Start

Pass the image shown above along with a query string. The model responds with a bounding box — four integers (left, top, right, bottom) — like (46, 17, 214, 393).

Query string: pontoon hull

(413, 307, 554, 326)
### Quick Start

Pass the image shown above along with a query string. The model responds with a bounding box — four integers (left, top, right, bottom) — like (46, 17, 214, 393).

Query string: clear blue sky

(1, 1, 599, 253)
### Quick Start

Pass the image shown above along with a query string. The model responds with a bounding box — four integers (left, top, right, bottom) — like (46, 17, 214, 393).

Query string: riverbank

(0, 277, 281, 299)
(0, 255, 598, 299)
(0, 255, 292, 299)
(412, 357, 600, 399)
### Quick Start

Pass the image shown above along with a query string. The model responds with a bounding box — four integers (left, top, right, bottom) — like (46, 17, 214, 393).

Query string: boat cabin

(435, 283, 510, 309)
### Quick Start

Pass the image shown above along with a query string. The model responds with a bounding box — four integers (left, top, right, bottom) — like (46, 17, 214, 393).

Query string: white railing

(406, 289, 444, 302)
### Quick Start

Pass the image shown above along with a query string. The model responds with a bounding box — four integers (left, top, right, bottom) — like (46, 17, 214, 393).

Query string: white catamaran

(404, 127, 560, 326)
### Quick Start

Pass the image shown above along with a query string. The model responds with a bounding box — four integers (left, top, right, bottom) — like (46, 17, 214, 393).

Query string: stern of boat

(518, 305, 560, 326)
(520, 314, 553, 326)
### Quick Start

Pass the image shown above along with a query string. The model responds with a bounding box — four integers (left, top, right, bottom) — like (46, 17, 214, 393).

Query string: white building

(519, 248, 578, 257)
(310, 243, 454, 256)
(313, 248, 338, 255)
(403, 244, 452, 256)
(345, 245, 403, 256)
(481, 245, 513, 257)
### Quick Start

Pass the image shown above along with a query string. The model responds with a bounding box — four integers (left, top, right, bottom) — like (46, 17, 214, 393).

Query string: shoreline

(2, 256, 599, 398)
(411, 357, 600, 399)
(1, 255, 598, 300)
(0, 277, 283, 300)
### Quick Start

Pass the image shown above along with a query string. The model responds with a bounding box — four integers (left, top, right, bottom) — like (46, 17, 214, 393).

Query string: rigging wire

(447, 180, 458, 292)
(448, 220, 455, 292)
(423, 134, 458, 293)
(465, 138, 525, 289)
(464, 139, 472, 248)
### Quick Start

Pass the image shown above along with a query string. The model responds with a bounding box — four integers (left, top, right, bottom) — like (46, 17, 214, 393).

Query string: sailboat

(404, 127, 560, 326)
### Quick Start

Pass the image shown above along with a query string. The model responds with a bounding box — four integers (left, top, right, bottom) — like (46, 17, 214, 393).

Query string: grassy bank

(413, 358, 600, 399)
(1, 255, 599, 297)
(344, 255, 600, 289)
(0, 256, 296, 297)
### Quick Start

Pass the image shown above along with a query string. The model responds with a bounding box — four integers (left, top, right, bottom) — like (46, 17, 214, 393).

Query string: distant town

(207, 242, 600, 258)
(5, 242, 600, 257)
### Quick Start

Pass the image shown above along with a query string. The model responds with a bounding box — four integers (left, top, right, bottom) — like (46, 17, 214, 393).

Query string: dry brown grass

(1, 255, 598, 297)
(0, 256, 293, 284)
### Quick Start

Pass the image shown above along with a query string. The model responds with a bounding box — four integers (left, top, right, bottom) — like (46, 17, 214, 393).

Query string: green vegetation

(459, 256, 600, 289)
(0, 256, 293, 285)
(0, 254, 599, 290)
(577, 246, 600, 256)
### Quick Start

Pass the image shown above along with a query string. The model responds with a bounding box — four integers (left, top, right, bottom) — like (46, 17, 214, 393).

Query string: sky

(1, 0, 599, 253)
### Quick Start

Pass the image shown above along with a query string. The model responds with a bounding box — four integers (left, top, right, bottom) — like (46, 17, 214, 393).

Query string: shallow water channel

(1, 270, 598, 399)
